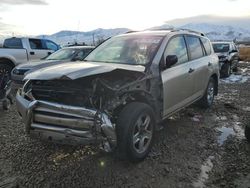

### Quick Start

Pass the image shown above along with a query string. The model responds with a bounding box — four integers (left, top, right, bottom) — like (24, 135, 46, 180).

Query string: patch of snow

(193, 156, 215, 188)
(220, 74, 250, 84)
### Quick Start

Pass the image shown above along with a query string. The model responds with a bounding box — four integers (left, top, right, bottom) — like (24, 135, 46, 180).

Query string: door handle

(188, 68, 195, 73)
(208, 62, 212, 66)
(30, 51, 35, 55)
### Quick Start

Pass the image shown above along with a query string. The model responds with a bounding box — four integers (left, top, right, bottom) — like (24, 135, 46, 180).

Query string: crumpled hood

(24, 61, 145, 80)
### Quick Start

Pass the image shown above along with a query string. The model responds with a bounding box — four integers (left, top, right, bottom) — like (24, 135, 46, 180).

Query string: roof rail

(172, 28, 205, 36)
(145, 28, 205, 36)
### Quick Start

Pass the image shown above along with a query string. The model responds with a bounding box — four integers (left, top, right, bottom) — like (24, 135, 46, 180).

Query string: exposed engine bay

(25, 69, 158, 123)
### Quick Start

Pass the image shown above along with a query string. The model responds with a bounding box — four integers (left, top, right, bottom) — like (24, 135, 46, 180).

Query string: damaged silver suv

(16, 29, 219, 161)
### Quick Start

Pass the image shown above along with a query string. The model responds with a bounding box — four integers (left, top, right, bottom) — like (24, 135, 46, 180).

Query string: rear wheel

(245, 125, 250, 142)
(116, 102, 156, 162)
(232, 66, 238, 72)
(221, 63, 231, 78)
(0, 64, 12, 84)
(198, 77, 215, 108)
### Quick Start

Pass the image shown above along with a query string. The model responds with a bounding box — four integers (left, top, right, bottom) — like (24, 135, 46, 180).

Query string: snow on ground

(220, 63, 250, 84)
(220, 74, 250, 84)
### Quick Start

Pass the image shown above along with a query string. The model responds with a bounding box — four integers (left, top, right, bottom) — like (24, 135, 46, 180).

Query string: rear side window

(29, 39, 44, 50)
(201, 38, 212, 55)
(165, 36, 188, 65)
(186, 36, 204, 60)
(4, 38, 23, 49)
(45, 40, 58, 51)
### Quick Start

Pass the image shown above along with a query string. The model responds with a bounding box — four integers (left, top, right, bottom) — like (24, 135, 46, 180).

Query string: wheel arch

(113, 90, 161, 122)
(211, 73, 218, 95)
(0, 58, 15, 70)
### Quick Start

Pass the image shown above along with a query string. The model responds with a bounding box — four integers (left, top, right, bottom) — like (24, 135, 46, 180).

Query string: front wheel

(245, 125, 250, 142)
(198, 77, 215, 108)
(116, 102, 156, 162)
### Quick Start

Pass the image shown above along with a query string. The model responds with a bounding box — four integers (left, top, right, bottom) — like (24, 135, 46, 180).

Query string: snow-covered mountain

(2, 15, 248, 45)
(164, 15, 250, 41)
(178, 23, 250, 41)
(38, 28, 130, 46)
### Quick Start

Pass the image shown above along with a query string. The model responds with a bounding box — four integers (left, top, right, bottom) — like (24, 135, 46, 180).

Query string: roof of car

(119, 29, 205, 37)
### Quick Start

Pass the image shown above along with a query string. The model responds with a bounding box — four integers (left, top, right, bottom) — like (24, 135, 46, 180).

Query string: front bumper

(16, 90, 117, 149)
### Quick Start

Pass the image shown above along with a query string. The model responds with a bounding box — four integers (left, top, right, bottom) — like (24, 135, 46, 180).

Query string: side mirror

(165, 55, 178, 69)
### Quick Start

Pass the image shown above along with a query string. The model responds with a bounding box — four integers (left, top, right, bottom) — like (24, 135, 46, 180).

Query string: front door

(161, 35, 195, 117)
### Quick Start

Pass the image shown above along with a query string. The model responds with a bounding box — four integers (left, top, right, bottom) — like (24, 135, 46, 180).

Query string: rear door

(185, 35, 211, 98)
(161, 35, 196, 116)
(27, 39, 54, 61)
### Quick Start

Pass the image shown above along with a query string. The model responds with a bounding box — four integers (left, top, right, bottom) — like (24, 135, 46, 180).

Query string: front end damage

(16, 69, 158, 151)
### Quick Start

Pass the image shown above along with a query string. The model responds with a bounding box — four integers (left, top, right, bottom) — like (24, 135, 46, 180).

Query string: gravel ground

(0, 62, 249, 188)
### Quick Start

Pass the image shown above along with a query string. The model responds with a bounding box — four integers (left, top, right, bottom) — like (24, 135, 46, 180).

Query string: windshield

(212, 43, 230, 53)
(46, 48, 77, 60)
(85, 35, 163, 65)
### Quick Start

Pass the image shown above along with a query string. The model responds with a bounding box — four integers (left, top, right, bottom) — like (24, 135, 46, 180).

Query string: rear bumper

(16, 90, 117, 149)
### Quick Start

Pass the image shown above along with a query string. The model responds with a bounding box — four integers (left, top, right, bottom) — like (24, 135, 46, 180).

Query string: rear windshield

(4, 38, 23, 49)
(212, 43, 230, 53)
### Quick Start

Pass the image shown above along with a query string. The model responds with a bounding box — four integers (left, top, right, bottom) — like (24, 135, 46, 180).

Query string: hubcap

(132, 114, 153, 154)
(207, 82, 214, 105)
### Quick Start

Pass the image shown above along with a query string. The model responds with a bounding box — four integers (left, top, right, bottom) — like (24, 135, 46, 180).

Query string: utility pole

(92, 32, 95, 46)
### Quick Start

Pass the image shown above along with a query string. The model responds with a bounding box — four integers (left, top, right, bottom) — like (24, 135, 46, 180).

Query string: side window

(4, 38, 23, 49)
(186, 36, 204, 60)
(165, 36, 188, 65)
(29, 39, 44, 50)
(201, 38, 212, 55)
(45, 40, 58, 51)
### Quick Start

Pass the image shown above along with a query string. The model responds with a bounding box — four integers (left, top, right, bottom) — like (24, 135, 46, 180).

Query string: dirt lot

(0, 62, 249, 188)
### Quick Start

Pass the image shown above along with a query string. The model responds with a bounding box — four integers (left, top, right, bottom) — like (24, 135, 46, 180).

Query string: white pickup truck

(0, 37, 60, 76)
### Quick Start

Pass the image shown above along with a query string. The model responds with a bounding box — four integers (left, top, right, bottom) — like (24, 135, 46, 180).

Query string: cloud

(0, 17, 19, 36)
(0, 0, 47, 6)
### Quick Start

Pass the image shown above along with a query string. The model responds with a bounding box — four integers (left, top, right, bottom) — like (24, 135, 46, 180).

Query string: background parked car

(212, 41, 239, 77)
(0, 37, 60, 78)
(11, 46, 94, 89)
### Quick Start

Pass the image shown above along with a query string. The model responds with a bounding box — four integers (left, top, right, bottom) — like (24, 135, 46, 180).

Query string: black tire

(232, 66, 238, 72)
(245, 125, 250, 142)
(116, 102, 156, 162)
(198, 77, 215, 108)
(221, 63, 231, 78)
(0, 64, 12, 83)
(2, 99, 10, 110)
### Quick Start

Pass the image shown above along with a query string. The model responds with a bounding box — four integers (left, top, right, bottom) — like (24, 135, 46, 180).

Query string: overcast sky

(0, 0, 249, 36)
